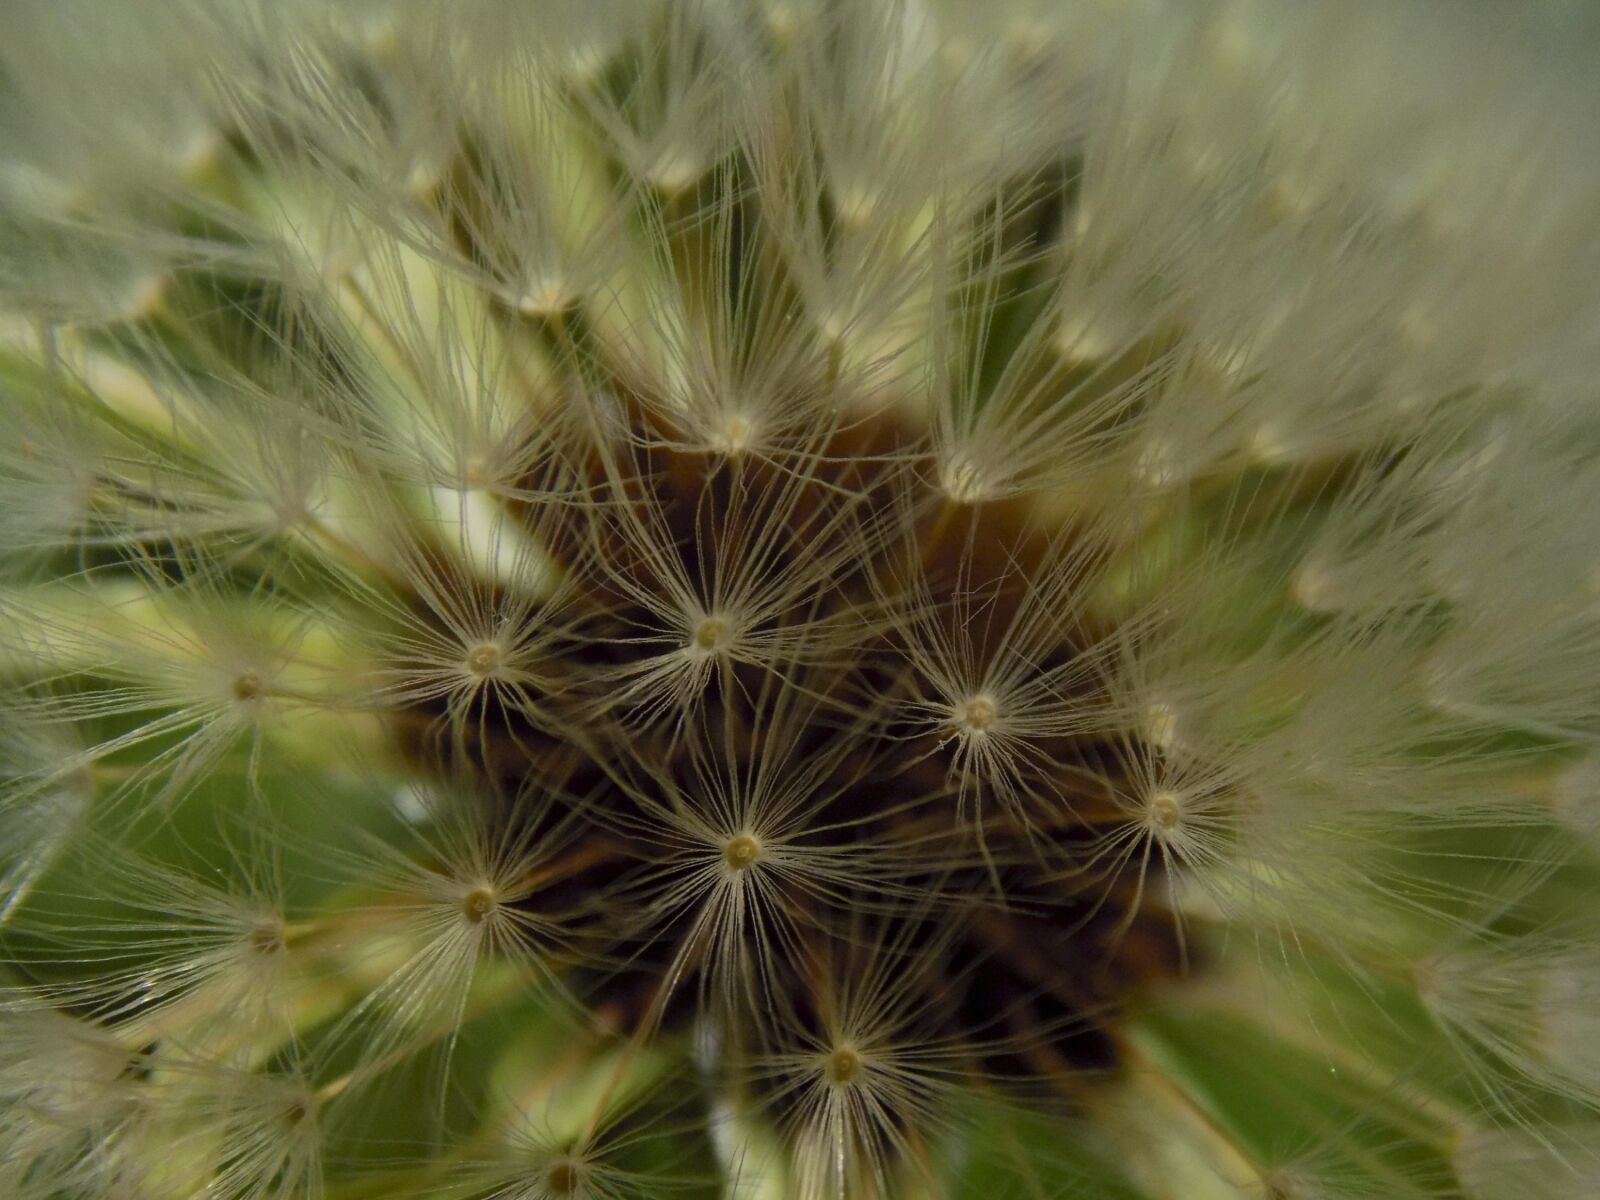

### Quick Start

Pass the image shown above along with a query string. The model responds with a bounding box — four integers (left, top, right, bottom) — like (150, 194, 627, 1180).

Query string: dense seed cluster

(386, 361, 1187, 1071)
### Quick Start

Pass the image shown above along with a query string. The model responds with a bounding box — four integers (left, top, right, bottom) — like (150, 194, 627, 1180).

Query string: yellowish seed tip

(833, 181, 881, 230)
(1055, 310, 1119, 363)
(515, 277, 575, 318)
(939, 456, 995, 505)
(128, 274, 170, 322)
(709, 413, 755, 457)
(958, 694, 999, 732)
(406, 159, 444, 199)
(1291, 559, 1341, 612)
(723, 832, 762, 870)
(647, 150, 703, 195)
(1147, 789, 1183, 833)
(232, 671, 265, 702)
(1143, 702, 1179, 749)
(692, 616, 730, 653)
(465, 642, 503, 678)
(765, 2, 799, 39)
(825, 1045, 863, 1086)
(461, 887, 498, 924)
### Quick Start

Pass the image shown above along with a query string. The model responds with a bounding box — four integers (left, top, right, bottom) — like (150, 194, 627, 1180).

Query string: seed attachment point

(939, 455, 995, 506)
(461, 886, 499, 924)
(691, 616, 731, 654)
(824, 1045, 863, 1086)
(1146, 789, 1184, 835)
(249, 914, 286, 955)
(465, 642, 504, 679)
(545, 1158, 583, 1195)
(723, 832, 762, 871)
(708, 413, 756, 458)
(515, 276, 576, 318)
(956, 693, 999, 733)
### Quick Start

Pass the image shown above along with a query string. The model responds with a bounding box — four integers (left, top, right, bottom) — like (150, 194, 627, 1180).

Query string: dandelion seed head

(4, 1, 1600, 1196)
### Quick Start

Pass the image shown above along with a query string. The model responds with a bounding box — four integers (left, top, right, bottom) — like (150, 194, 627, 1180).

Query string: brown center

(249, 915, 286, 955)
(545, 1159, 582, 1195)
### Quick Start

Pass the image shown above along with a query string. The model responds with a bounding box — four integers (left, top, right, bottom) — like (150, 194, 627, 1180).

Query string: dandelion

(4, 1, 1600, 1198)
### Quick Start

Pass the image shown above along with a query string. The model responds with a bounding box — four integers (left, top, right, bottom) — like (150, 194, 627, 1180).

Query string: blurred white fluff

(2, 2, 1600, 1199)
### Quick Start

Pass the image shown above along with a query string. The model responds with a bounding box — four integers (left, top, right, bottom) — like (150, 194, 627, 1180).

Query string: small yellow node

(406, 160, 444, 199)
(765, 2, 799, 39)
(958, 694, 999, 732)
(647, 149, 703, 195)
(465, 642, 504, 678)
(825, 1045, 863, 1085)
(461, 887, 499, 924)
(515, 277, 575, 318)
(128, 274, 170, 322)
(723, 832, 762, 870)
(232, 671, 265, 702)
(1147, 789, 1183, 833)
(940, 456, 994, 506)
(1291, 559, 1341, 613)
(1055, 310, 1118, 363)
(1247, 420, 1299, 464)
(833, 181, 881, 229)
(692, 616, 730, 653)
(1143, 702, 1179, 749)
(816, 306, 851, 345)
(709, 413, 755, 457)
